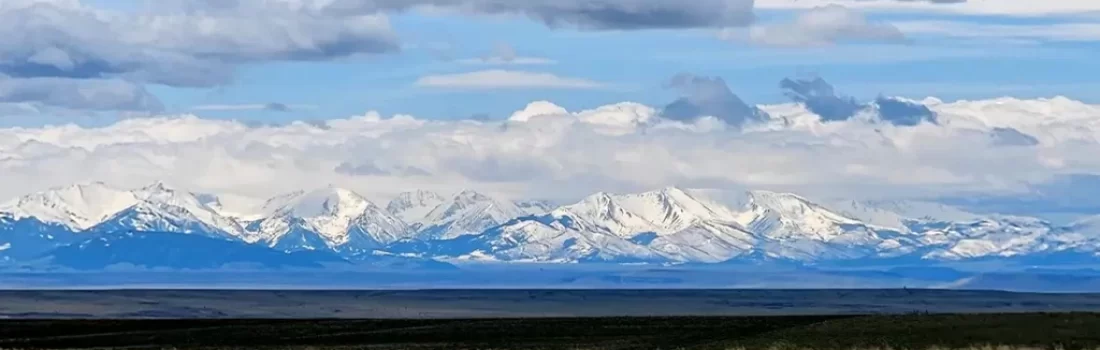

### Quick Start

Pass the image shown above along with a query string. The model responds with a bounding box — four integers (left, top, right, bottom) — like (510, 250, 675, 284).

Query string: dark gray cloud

(0, 76, 163, 112)
(0, 0, 401, 113)
(780, 77, 863, 121)
(778, 76, 939, 127)
(662, 73, 767, 126)
(0, 0, 400, 107)
(463, 0, 757, 30)
(874, 96, 937, 126)
(318, 0, 757, 30)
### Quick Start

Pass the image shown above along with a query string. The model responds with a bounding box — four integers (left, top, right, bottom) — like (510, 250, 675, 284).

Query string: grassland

(2, 313, 1100, 350)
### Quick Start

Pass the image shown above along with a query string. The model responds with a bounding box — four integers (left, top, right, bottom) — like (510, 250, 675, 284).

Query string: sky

(3, 0, 1099, 124)
(3, 0, 1100, 221)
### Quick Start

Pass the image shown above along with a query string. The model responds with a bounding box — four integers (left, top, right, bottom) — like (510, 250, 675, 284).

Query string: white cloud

(755, 0, 1100, 17)
(729, 5, 908, 47)
(415, 70, 606, 89)
(455, 42, 557, 66)
(2, 96, 1100, 206)
(894, 21, 1100, 42)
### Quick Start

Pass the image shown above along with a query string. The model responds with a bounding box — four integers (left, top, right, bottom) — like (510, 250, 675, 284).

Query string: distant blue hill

(42, 231, 350, 270)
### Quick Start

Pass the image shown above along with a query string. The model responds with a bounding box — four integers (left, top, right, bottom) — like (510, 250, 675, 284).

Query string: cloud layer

(0, 0, 401, 116)
(316, 0, 757, 29)
(2, 91, 1098, 210)
(738, 5, 908, 47)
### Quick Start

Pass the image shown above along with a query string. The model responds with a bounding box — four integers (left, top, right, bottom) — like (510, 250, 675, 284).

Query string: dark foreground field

(2, 313, 1100, 350)
(4, 289, 1100, 318)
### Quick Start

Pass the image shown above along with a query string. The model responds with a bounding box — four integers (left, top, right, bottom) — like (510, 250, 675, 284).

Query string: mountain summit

(244, 187, 414, 256)
(3, 183, 1098, 267)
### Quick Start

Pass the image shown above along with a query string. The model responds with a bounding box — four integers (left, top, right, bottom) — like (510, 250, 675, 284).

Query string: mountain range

(2, 182, 1099, 270)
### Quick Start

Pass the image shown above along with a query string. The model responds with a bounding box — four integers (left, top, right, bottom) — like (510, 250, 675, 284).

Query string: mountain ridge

(2, 182, 1098, 268)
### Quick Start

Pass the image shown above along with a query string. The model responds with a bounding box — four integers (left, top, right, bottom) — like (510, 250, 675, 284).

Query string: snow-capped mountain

(728, 191, 906, 261)
(91, 183, 245, 239)
(385, 190, 446, 230)
(2, 182, 1099, 268)
(0, 182, 246, 260)
(413, 190, 527, 240)
(43, 231, 347, 270)
(410, 188, 761, 263)
(0, 182, 139, 231)
(388, 187, 1097, 264)
(827, 199, 981, 232)
(243, 187, 414, 256)
(558, 187, 742, 237)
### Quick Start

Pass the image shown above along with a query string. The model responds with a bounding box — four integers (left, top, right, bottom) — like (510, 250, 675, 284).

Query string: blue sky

(4, 0, 1100, 125)
(171, 10, 1100, 122)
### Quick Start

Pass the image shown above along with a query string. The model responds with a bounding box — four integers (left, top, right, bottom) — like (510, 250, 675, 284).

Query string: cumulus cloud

(0, 0, 399, 86)
(0, 0, 402, 114)
(2, 96, 1100, 207)
(894, 21, 1100, 43)
(662, 73, 767, 126)
(415, 70, 606, 89)
(0, 75, 163, 111)
(733, 5, 908, 47)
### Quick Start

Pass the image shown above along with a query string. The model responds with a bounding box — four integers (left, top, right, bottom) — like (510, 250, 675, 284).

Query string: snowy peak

(827, 199, 980, 231)
(278, 187, 373, 219)
(92, 182, 245, 237)
(418, 190, 526, 239)
(249, 187, 413, 251)
(455, 187, 757, 263)
(559, 187, 740, 237)
(1, 182, 1091, 265)
(739, 190, 863, 241)
(0, 182, 139, 230)
(386, 190, 446, 224)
